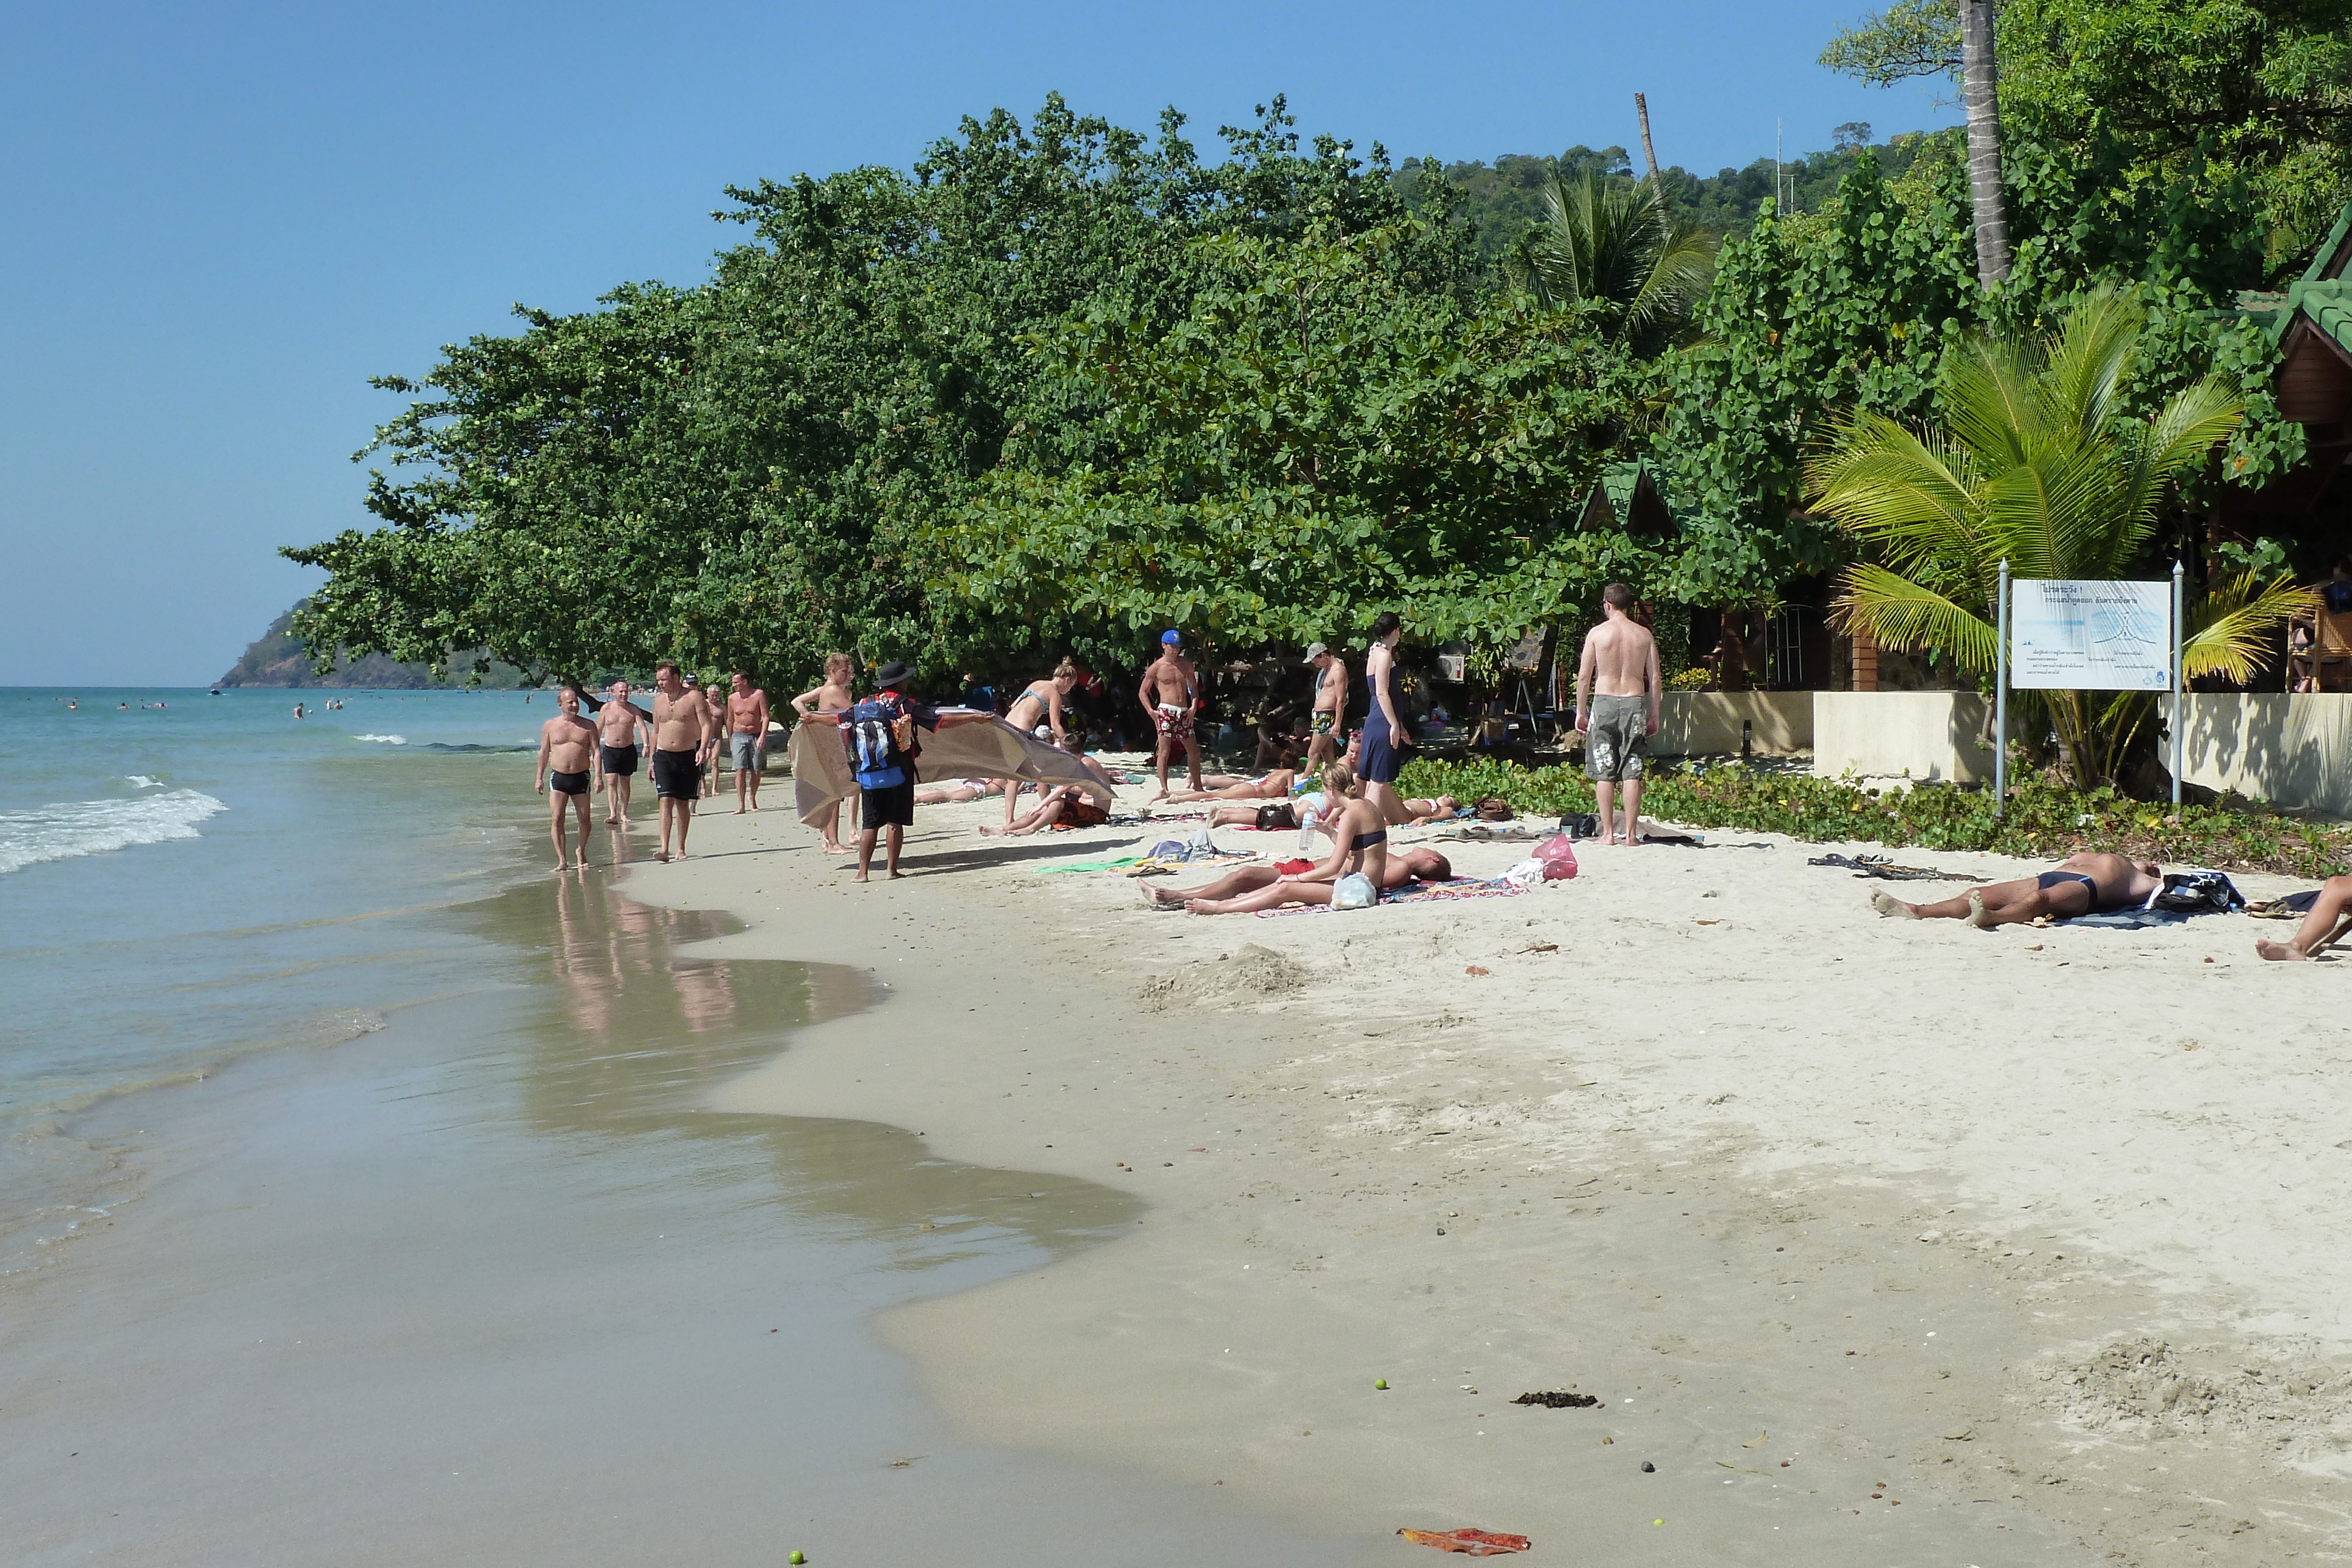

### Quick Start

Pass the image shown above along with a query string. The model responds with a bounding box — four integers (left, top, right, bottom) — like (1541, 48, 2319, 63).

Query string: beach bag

(1183, 828, 1218, 861)
(1255, 802, 1298, 832)
(1331, 872, 1378, 909)
(1148, 839, 1188, 861)
(1559, 813, 1602, 841)
(848, 696, 911, 790)
(1532, 833, 1579, 881)
(1475, 797, 1514, 821)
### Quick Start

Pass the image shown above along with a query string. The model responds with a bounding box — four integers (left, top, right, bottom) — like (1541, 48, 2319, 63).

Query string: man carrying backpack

(841, 661, 991, 882)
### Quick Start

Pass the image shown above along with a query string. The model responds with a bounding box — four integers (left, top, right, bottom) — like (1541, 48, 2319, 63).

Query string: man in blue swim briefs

(1870, 851, 2164, 928)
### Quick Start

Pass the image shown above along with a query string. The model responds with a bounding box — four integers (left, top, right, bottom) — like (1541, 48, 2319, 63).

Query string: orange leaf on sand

(1465, 965, 1490, 976)
(1398, 1527, 1532, 1556)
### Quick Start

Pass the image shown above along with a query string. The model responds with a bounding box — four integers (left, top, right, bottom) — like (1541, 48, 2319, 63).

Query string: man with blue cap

(1137, 628, 1203, 801)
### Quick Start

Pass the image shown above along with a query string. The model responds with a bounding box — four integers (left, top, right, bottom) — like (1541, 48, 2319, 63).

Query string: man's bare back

(1581, 616, 1657, 697)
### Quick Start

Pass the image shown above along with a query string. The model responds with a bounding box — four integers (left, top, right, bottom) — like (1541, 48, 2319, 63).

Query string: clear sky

(0, 2, 1949, 687)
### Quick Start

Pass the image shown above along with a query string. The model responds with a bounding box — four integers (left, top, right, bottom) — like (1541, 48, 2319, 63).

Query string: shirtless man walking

(726, 670, 771, 814)
(650, 662, 714, 862)
(1574, 584, 1663, 845)
(1139, 630, 1203, 801)
(534, 687, 601, 871)
(595, 678, 651, 828)
(1303, 642, 1348, 771)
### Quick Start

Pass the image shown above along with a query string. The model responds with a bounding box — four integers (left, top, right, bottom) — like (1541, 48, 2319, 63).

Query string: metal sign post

(2171, 559, 2186, 807)
(1993, 558, 2010, 816)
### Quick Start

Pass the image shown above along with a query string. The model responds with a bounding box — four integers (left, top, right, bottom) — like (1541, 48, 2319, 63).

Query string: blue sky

(0, 2, 1949, 686)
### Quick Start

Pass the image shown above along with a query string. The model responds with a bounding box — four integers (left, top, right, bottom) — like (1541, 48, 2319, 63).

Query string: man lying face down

(1869, 851, 2163, 928)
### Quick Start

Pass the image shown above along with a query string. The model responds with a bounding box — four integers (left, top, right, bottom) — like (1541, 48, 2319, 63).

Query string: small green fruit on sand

(1375, 1379, 1388, 1390)
(789, 1554, 806, 1564)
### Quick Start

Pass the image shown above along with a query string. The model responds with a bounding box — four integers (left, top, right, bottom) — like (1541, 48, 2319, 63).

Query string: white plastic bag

(1331, 872, 1378, 908)
(1184, 828, 1218, 861)
(1501, 858, 1545, 890)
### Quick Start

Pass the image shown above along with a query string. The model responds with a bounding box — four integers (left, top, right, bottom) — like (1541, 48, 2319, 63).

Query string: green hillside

(218, 601, 533, 688)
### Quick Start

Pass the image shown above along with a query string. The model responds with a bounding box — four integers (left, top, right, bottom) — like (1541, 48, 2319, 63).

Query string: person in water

(595, 678, 651, 829)
(535, 687, 602, 871)
(791, 653, 860, 853)
(1870, 852, 2164, 927)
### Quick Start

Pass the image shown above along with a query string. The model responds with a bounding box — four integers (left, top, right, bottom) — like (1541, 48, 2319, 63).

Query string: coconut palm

(1508, 168, 1716, 353)
(1808, 287, 2313, 789)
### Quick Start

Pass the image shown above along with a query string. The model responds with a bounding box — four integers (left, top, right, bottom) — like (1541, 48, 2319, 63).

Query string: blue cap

(1161, 629, 1181, 644)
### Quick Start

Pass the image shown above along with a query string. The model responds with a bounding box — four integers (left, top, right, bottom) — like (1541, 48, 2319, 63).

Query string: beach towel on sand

(790, 714, 1110, 830)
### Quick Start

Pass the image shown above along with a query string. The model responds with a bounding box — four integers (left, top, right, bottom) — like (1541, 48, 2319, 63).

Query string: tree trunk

(1634, 93, 1664, 203)
(1960, 0, 2012, 285)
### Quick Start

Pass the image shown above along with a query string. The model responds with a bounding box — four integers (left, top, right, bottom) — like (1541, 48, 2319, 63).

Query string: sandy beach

(625, 778, 2352, 1565)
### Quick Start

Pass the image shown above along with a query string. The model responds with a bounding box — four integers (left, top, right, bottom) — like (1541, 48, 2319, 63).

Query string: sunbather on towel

(1870, 851, 2163, 928)
(1144, 846, 1455, 914)
(980, 783, 1109, 836)
(915, 777, 1010, 805)
(2256, 874, 2352, 961)
(1155, 769, 1300, 805)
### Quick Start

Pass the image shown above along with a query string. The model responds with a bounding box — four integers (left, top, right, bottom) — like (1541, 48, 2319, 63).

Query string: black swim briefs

(652, 747, 700, 800)
(550, 770, 590, 795)
(600, 743, 638, 777)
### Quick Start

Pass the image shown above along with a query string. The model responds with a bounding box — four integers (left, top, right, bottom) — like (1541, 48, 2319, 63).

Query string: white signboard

(2009, 579, 2173, 691)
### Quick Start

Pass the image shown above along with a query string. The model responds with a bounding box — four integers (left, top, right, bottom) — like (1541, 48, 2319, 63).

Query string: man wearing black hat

(841, 661, 991, 881)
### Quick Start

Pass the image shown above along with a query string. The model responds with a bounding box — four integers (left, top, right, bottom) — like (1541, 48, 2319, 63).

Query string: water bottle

(1298, 803, 1319, 852)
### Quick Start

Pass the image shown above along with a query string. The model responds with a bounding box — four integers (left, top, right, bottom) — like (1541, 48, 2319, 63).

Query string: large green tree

(285, 96, 1470, 686)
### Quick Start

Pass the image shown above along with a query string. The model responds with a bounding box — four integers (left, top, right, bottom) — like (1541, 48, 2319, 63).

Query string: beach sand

(627, 783, 2352, 1564)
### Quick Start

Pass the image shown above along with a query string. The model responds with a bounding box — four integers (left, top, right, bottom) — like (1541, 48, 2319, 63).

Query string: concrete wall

(1653, 691, 1813, 757)
(1812, 691, 1996, 783)
(2179, 693, 2352, 817)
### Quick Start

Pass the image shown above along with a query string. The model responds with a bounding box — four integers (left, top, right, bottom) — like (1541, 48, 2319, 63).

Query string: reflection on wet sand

(457, 875, 1137, 1265)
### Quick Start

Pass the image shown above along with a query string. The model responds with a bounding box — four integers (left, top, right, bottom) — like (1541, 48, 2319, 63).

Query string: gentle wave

(126, 775, 163, 789)
(0, 790, 228, 875)
(423, 741, 536, 754)
(353, 734, 407, 745)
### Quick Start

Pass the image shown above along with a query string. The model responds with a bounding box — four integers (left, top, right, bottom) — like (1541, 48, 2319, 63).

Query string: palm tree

(1508, 168, 1716, 353)
(1960, 0, 2010, 285)
(1808, 288, 2312, 790)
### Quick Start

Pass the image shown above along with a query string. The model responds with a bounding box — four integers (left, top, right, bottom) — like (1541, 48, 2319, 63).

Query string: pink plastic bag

(1532, 833, 1578, 881)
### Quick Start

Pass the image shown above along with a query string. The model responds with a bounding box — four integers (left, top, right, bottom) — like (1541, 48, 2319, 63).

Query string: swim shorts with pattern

(1582, 694, 1650, 783)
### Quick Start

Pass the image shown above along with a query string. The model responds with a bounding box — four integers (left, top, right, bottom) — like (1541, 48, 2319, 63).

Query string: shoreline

(630, 786, 2352, 1563)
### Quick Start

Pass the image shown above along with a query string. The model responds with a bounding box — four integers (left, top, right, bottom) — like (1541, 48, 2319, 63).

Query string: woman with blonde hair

(791, 653, 859, 854)
(997, 659, 1081, 829)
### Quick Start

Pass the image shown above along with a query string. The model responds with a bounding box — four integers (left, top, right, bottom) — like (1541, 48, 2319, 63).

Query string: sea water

(0, 687, 552, 1268)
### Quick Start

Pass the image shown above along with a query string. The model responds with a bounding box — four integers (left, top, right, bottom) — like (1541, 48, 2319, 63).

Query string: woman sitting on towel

(1145, 844, 1453, 914)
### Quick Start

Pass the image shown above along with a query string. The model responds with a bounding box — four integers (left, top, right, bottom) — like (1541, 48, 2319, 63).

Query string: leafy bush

(1395, 755, 2351, 879)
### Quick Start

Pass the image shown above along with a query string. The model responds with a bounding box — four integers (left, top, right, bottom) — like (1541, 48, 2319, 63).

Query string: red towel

(1274, 858, 1315, 875)
(1397, 1527, 1531, 1556)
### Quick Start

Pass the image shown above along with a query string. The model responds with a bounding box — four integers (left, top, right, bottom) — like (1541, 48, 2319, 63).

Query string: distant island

(217, 600, 533, 689)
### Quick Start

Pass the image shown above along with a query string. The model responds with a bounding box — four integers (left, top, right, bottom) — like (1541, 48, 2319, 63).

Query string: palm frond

(1831, 561, 2000, 676)
(2182, 570, 2317, 684)
(2036, 286, 2141, 440)
(1940, 333, 2043, 470)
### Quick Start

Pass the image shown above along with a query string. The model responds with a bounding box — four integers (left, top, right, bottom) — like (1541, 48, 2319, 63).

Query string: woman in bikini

(997, 661, 1080, 830)
(1149, 763, 1394, 912)
(790, 653, 859, 853)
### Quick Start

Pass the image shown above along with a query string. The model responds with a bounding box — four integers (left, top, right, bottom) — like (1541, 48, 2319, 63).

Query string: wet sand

(633, 788, 2352, 1564)
(0, 872, 1367, 1566)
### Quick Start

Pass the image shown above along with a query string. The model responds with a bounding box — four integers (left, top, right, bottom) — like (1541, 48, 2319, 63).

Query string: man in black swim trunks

(1870, 851, 2164, 928)
(594, 677, 651, 828)
(534, 687, 602, 871)
(649, 661, 714, 862)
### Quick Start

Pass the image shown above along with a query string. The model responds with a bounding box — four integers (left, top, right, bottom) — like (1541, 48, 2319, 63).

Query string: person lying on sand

(1145, 845, 1454, 914)
(914, 777, 1011, 806)
(980, 783, 1109, 836)
(1147, 763, 1398, 912)
(1155, 769, 1300, 805)
(2256, 875, 2352, 961)
(1870, 852, 2163, 928)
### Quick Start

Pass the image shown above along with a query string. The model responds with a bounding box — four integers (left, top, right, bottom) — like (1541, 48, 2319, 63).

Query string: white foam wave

(0, 790, 228, 875)
(125, 775, 163, 789)
(353, 734, 407, 745)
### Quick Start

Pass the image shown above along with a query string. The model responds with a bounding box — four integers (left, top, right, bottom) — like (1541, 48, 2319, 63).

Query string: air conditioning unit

(1436, 653, 1466, 683)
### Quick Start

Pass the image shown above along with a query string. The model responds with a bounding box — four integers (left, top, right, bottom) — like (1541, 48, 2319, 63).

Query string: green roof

(1578, 462, 1681, 536)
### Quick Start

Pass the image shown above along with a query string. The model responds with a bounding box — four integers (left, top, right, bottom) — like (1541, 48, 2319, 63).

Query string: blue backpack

(849, 696, 912, 788)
